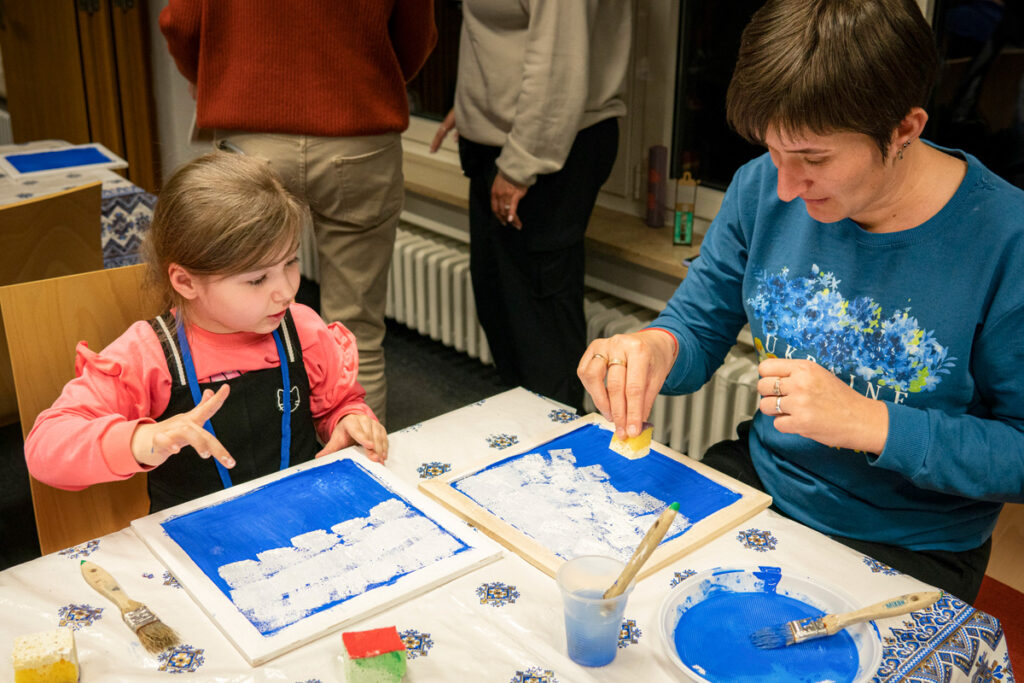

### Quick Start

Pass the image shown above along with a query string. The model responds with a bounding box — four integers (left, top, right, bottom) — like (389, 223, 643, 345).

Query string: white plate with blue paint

(659, 566, 882, 683)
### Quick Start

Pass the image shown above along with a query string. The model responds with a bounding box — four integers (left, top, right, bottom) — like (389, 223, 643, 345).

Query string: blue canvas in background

(5, 146, 114, 174)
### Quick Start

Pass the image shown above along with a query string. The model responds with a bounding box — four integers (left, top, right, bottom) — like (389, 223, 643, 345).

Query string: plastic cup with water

(556, 555, 635, 667)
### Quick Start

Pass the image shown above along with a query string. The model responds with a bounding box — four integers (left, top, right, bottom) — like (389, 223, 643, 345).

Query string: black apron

(145, 310, 318, 512)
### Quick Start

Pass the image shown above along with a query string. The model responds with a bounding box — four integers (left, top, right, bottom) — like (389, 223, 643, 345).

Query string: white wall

(148, 0, 209, 181)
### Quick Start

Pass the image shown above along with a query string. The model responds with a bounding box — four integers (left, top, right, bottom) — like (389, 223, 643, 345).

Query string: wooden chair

(0, 182, 104, 425)
(987, 502, 1024, 592)
(0, 264, 161, 554)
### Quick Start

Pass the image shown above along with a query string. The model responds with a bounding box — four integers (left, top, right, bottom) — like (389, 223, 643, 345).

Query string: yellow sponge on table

(609, 422, 654, 459)
(11, 628, 79, 683)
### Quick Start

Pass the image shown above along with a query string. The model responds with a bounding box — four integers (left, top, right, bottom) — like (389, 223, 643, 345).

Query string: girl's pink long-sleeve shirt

(25, 303, 374, 490)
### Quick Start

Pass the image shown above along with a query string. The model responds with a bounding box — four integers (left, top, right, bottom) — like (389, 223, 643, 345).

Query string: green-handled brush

(81, 560, 180, 654)
(604, 502, 680, 600)
(749, 589, 943, 649)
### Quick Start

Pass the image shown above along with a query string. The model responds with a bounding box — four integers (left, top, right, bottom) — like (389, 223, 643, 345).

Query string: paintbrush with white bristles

(81, 560, 180, 654)
(750, 589, 942, 649)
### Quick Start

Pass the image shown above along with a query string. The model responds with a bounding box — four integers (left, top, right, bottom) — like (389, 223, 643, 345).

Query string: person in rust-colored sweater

(160, 1, 437, 425)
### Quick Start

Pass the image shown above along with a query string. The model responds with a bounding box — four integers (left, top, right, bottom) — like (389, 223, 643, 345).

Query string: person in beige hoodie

(432, 0, 632, 411)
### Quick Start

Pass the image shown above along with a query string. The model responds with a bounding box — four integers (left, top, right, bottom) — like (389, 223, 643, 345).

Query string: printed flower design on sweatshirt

(747, 265, 955, 393)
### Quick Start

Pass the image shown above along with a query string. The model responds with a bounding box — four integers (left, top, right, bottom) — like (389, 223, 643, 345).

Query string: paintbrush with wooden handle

(750, 589, 943, 649)
(604, 502, 679, 599)
(81, 560, 180, 654)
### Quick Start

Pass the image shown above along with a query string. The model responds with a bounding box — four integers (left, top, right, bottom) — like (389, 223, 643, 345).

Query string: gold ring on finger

(593, 353, 607, 363)
(608, 358, 626, 368)
(773, 377, 782, 396)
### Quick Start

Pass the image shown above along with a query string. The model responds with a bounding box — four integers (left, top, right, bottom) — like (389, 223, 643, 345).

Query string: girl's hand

(757, 358, 888, 453)
(578, 329, 678, 440)
(130, 385, 234, 469)
(315, 413, 388, 463)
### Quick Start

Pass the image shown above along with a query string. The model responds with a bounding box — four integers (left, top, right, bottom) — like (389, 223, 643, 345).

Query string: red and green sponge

(341, 626, 406, 683)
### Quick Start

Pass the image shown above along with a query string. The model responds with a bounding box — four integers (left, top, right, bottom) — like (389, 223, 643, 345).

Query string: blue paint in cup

(557, 555, 634, 667)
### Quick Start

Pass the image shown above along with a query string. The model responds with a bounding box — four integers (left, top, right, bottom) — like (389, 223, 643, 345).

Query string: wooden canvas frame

(133, 451, 502, 666)
(420, 414, 771, 581)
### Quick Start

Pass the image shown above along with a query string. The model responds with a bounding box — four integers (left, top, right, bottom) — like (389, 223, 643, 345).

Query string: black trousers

(459, 118, 619, 411)
(702, 421, 992, 603)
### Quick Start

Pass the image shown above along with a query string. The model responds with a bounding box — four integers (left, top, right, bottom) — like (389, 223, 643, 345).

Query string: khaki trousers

(215, 132, 403, 424)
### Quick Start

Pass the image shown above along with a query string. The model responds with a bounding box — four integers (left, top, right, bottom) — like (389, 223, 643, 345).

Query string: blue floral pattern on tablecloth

(58, 540, 100, 559)
(971, 652, 1009, 682)
(487, 433, 519, 449)
(57, 604, 103, 630)
(547, 409, 578, 423)
(477, 582, 520, 607)
(618, 619, 642, 648)
(864, 556, 901, 576)
(397, 423, 423, 433)
(101, 187, 156, 268)
(737, 529, 777, 552)
(418, 461, 451, 479)
(400, 629, 433, 659)
(511, 667, 557, 683)
(157, 644, 205, 673)
(162, 571, 181, 588)
(872, 594, 1005, 683)
(670, 569, 697, 587)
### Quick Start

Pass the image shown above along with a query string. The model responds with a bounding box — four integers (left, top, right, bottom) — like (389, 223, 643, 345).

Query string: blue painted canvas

(5, 147, 113, 173)
(161, 458, 470, 636)
(451, 422, 741, 562)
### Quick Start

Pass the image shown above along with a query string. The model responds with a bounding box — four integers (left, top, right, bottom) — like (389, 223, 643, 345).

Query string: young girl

(25, 152, 387, 512)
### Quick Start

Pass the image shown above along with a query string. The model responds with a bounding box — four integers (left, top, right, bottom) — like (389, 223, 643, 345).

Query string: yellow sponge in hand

(11, 628, 79, 683)
(609, 422, 654, 459)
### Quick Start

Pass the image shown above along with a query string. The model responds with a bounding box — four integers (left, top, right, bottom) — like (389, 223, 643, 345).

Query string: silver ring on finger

(773, 377, 782, 397)
(608, 358, 626, 368)
(775, 396, 784, 415)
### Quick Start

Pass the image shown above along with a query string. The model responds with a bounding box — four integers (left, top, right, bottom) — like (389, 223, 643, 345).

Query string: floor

(0, 303, 510, 572)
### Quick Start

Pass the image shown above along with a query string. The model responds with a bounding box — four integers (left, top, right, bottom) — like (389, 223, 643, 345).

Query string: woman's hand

(430, 109, 457, 153)
(578, 329, 678, 440)
(491, 170, 528, 229)
(131, 385, 234, 469)
(315, 413, 389, 463)
(757, 358, 888, 453)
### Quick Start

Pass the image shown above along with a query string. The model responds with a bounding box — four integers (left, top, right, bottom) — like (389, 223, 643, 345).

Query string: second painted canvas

(423, 416, 770, 579)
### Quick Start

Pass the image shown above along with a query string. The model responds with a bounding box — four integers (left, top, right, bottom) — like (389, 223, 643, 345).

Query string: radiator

(386, 226, 492, 364)
(0, 108, 12, 146)
(324, 222, 759, 459)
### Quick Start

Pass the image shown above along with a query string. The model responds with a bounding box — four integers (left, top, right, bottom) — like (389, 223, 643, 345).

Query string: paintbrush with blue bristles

(750, 589, 942, 649)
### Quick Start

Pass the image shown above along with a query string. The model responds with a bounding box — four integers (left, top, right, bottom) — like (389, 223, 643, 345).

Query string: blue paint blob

(673, 590, 860, 683)
(753, 565, 783, 593)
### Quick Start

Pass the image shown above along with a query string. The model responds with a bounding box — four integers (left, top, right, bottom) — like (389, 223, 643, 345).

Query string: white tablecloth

(0, 388, 1012, 682)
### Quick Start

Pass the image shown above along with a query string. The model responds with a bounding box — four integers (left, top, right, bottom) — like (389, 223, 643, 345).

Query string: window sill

(401, 118, 704, 288)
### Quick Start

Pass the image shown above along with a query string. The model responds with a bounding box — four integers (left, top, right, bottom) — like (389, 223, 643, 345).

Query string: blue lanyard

(175, 322, 292, 488)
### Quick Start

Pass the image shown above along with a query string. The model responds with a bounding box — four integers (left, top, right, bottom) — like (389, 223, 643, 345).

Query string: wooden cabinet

(0, 0, 160, 192)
